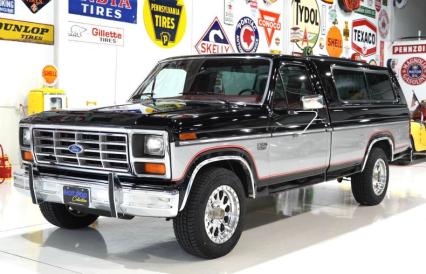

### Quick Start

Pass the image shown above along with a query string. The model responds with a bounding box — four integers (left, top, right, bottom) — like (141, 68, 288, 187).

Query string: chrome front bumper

(13, 168, 179, 218)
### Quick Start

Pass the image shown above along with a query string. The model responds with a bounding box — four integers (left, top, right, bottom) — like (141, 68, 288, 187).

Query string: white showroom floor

(1, 160, 426, 274)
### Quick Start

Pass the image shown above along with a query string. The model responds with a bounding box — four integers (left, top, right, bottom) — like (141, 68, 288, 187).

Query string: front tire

(351, 148, 389, 206)
(173, 167, 246, 259)
(39, 202, 99, 229)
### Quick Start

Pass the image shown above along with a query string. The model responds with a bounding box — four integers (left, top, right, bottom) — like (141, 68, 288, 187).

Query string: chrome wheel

(204, 185, 240, 244)
(372, 158, 387, 196)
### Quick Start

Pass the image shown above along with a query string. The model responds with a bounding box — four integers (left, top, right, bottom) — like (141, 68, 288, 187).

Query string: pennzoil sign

(0, 17, 54, 45)
(352, 18, 376, 56)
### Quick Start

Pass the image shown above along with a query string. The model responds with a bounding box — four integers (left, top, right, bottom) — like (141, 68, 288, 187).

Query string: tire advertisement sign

(292, 0, 320, 50)
(67, 21, 124, 47)
(0, 17, 54, 45)
(352, 18, 377, 56)
(69, 0, 137, 24)
(143, 0, 186, 48)
(401, 57, 426, 86)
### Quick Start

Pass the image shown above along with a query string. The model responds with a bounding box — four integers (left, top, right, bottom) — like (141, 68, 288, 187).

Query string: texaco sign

(352, 18, 377, 56)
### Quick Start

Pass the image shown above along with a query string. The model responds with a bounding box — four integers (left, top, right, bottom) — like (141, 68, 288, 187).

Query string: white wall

(0, 1, 54, 165)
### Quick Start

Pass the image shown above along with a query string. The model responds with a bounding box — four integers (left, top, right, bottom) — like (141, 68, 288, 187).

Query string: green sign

(355, 6, 376, 19)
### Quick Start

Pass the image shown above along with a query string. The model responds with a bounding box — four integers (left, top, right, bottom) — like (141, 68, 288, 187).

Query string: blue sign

(69, 0, 137, 24)
(0, 0, 15, 14)
(235, 16, 259, 53)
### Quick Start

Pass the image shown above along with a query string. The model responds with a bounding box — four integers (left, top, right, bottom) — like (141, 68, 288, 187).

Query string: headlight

(144, 135, 165, 156)
(21, 128, 31, 146)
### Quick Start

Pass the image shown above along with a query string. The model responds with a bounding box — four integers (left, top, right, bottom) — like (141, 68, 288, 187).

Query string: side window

(276, 65, 314, 109)
(333, 69, 368, 102)
(365, 72, 396, 101)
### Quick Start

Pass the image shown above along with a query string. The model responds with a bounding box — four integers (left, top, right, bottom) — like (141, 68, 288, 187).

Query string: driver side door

(266, 61, 331, 185)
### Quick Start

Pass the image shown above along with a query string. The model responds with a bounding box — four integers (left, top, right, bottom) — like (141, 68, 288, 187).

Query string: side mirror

(301, 95, 325, 110)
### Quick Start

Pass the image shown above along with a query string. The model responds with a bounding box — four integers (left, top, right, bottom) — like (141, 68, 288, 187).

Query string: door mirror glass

(301, 95, 325, 110)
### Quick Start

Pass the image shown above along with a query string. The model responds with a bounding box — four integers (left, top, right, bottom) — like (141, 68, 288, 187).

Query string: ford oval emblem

(68, 144, 83, 154)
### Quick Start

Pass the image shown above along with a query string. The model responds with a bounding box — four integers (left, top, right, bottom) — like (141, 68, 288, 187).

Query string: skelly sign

(292, 0, 320, 50)
(0, 17, 54, 45)
(352, 18, 377, 56)
(144, 0, 186, 48)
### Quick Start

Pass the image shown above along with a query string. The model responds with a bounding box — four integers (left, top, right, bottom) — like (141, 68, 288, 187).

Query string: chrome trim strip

(179, 156, 256, 212)
(272, 128, 327, 137)
(177, 129, 328, 146)
(178, 133, 270, 146)
(333, 121, 408, 131)
(361, 137, 394, 171)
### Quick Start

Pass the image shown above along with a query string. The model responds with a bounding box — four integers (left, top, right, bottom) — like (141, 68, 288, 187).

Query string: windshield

(130, 57, 271, 104)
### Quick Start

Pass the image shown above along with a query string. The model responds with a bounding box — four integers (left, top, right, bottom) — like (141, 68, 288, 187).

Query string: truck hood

(20, 100, 267, 133)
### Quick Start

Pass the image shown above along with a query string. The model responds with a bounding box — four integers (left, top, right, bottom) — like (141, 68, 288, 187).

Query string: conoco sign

(338, 0, 361, 12)
(352, 18, 377, 57)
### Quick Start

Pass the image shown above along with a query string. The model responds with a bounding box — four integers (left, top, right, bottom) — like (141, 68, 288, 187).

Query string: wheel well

(371, 140, 393, 161)
(195, 160, 252, 198)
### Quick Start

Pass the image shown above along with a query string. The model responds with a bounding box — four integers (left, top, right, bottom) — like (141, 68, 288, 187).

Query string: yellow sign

(42, 65, 58, 86)
(143, 0, 186, 48)
(0, 18, 54, 45)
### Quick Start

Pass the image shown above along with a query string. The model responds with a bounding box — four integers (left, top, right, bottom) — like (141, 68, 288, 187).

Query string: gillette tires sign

(352, 19, 377, 57)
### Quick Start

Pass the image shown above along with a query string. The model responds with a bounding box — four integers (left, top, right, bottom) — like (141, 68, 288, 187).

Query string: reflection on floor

(1, 160, 426, 274)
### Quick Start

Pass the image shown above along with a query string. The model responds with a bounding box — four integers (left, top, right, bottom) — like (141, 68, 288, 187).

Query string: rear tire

(351, 148, 389, 206)
(39, 202, 99, 229)
(173, 167, 246, 259)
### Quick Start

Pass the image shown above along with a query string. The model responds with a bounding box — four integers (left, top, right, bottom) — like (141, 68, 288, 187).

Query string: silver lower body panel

(13, 169, 179, 218)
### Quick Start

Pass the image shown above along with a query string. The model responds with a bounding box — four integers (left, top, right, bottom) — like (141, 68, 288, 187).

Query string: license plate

(63, 186, 90, 207)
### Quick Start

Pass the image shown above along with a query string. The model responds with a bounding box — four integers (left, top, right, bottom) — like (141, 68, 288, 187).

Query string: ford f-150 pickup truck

(14, 54, 411, 258)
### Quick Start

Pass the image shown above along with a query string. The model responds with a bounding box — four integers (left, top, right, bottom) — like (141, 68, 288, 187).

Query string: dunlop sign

(0, 18, 54, 45)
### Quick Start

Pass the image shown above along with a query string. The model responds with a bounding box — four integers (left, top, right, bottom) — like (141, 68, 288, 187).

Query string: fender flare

(361, 136, 394, 171)
(179, 155, 256, 212)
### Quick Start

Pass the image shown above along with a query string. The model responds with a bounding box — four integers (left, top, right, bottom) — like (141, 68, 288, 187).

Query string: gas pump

(27, 65, 67, 115)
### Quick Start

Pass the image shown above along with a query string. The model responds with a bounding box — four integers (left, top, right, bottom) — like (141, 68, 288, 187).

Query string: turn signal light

(22, 151, 33, 161)
(179, 132, 197, 141)
(144, 163, 166, 175)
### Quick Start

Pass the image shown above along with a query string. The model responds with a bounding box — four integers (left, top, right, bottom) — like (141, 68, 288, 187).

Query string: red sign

(380, 41, 385, 67)
(338, 0, 361, 12)
(352, 19, 377, 56)
(258, 9, 281, 47)
(393, 44, 426, 55)
(401, 57, 426, 86)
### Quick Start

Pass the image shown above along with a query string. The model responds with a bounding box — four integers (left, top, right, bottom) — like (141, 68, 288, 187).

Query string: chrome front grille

(33, 128, 130, 172)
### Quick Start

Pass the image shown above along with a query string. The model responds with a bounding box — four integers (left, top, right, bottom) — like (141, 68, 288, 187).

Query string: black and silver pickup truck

(14, 54, 411, 258)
